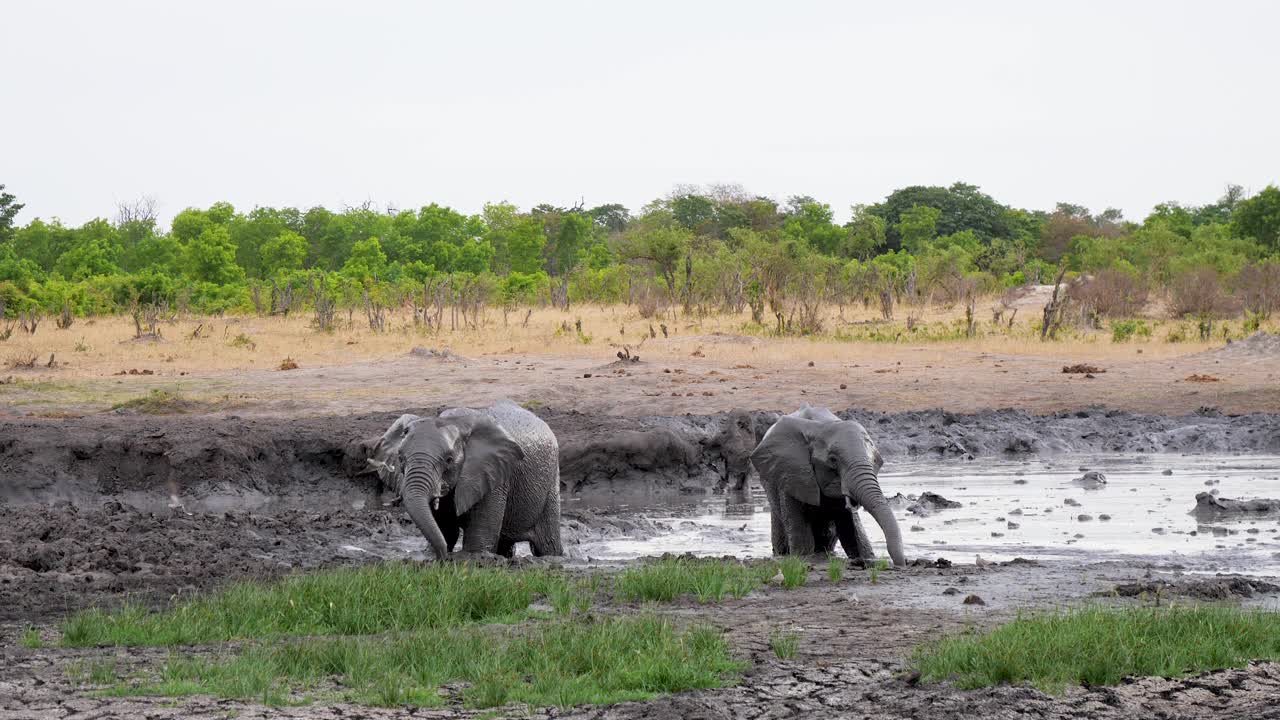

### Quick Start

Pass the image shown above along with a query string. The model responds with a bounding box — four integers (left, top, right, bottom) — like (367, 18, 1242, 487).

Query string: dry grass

(0, 296, 1249, 381)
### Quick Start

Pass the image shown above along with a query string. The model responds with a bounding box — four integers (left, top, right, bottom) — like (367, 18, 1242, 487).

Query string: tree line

(0, 181, 1278, 335)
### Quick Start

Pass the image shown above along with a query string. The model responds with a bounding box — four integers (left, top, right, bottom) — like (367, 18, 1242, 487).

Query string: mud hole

(4, 406, 1280, 718)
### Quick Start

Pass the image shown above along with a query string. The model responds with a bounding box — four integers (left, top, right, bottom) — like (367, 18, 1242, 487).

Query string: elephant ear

(453, 417, 524, 516)
(749, 416, 823, 506)
(367, 414, 423, 486)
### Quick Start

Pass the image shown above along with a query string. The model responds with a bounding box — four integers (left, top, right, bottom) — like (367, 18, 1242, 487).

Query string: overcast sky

(4, 1, 1278, 228)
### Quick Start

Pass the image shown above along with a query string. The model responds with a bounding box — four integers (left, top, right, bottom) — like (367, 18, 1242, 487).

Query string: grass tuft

(616, 557, 775, 603)
(61, 562, 577, 647)
(769, 630, 800, 660)
(112, 616, 741, 709)
(778, 557, 808, 589)
(109, 389, 197, 415)
(826, 556, 844, 582)
(20, 626, 43, 648)
(914, 606, 1280, 693)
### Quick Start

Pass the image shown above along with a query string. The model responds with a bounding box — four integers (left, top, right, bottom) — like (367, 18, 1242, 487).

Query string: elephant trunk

(842, 461, 907, 568)
(402, 455, 449, 560)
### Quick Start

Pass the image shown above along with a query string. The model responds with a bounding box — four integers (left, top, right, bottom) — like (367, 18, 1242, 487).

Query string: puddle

(566, 454, 1280, 574)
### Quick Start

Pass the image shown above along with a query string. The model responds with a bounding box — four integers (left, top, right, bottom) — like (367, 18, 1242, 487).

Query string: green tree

(782, 202, 844, 255)
(484, 203, 546, 274)
(549, 213, 592, 275)
(871, 182, 1010, 249)
(54, 220, 122, 280)
(185, 225, 244, 284)
(1233, 185, 1280, 252)
(896, 205, 941, 254)
(844, 205, 887, 259)
(341, 236, 388, 282)
(0, 185, 24, 245)
(260, 230, 309, 276)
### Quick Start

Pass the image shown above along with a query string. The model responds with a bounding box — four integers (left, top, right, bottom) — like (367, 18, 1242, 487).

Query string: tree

(782, 201, 844, 255)
(53, 219, 122, 279)
(896, 205, 940, 254)
(484, 203, 545, 274)
(260, 230, 309, 276)
(622, 224, 689, 297)
(186, 225, 244, 284)
(548, 213, 592, 275)
(870, 182, 1009, 249)
(340, 236, 388, 282)
(844, 205, 887, 259)
(0, 185, 25, 245)
(586, 203, 630, 233)
(1233, 185, 1280, 252)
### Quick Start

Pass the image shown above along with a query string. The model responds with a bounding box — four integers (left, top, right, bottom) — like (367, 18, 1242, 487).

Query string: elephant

(749, 405, 906, 567)
(365, 399, 563, 559)
(708, 409, 762, 492)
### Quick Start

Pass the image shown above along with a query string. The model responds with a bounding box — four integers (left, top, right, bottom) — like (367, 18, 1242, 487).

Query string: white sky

(3, 1, 1278, 228)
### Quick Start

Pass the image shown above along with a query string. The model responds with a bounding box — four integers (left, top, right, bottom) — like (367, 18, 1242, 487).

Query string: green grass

(769, 630, 800, 660)
(107, 616, 742, 709)
(914, 606, 1280, 693)
(61, 562, 579, 647)
(19, 626, 43, 648)
(777, 557, 808, 589)
(615, 557, 775, 603)
(109, 389, 196, 415)
(869, 557, 889, 584)
(67, 658, 118, 685)
(826, 556, 844, 582)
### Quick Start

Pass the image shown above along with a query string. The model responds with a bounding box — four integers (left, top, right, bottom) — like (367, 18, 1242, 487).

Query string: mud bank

(2, 407, 1278, 507)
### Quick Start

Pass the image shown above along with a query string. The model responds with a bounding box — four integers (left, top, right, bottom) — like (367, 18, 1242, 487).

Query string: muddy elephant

(750, 406, 906, 567)
(708, 409, 768, 491)
(365, 399, 562, 559)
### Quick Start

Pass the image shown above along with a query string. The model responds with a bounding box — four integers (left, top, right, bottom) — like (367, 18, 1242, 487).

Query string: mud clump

(1103, 577, 1280, 601)
(1062, 364, 1105, 374)
(908, 492, 963, 516)
(1193, 492, 1280, 516)
(0, 502, 411, 620)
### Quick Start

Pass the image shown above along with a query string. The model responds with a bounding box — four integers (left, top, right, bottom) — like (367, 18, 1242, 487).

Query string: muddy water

(567, 454, 1280, 574)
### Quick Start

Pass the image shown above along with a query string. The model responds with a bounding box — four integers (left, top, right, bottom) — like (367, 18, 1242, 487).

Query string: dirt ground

(2, 331, 1279, 718)
(2, 329, 1279, 419)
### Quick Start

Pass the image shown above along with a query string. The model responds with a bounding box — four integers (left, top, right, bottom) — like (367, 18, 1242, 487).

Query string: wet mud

(4, 405, 1280, 718)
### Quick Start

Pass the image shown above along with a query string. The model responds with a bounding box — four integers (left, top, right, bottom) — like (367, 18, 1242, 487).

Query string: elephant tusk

(431, 497, 440, 511)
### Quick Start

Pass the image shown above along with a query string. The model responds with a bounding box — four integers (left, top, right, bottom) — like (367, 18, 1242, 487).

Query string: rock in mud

(1072, 470, 1107, 488)
(962, 594, 986, 605)
(1193, 492, 1280, 516)
(907, 492, 962, 516)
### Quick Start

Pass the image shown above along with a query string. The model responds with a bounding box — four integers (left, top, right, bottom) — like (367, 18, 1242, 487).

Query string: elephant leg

(528, 494, 563, 557)
(459, 485, 508, 555)
(495, 536, 516, 558)
(834, 508, 875, 561)
(763, 481, 789, 555)
(433, 495, 462, 552)
(781, 494, 816, 556)
(813, 520, 839, 554)
(731, 471, 749, 491)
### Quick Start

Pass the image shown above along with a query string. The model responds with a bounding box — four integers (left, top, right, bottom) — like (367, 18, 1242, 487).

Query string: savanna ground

(3, 293, 1280, 719)
(1, 288, 1277, 418)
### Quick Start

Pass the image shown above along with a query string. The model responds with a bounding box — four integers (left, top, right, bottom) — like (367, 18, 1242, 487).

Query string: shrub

(1073, 269, 1148, 318)
(1110, 319, 1151, 342)
(1169, 268, 1238, 319)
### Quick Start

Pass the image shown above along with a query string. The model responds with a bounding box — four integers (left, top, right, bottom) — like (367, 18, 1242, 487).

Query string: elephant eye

(445, 455, 455, 465)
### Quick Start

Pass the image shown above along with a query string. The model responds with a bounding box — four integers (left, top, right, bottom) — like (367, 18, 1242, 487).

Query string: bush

(1073, 269, 1148, 318)
(1110, 319, 1151, 342)
(1169, 268, 1239, 319)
